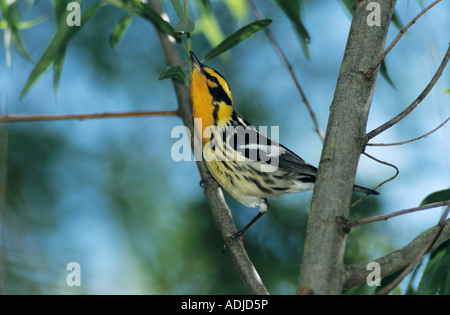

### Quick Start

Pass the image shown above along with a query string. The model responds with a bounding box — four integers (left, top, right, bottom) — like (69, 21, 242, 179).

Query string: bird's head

(189, 51, 234, 133)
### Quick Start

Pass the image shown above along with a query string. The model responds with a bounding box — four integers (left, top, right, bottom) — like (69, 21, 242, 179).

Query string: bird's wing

(226, 112, 318, 176)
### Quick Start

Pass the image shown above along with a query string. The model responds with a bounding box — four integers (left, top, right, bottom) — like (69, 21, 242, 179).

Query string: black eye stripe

(208, 86, 232, 106)
(204, 71, 219, 84)
(203, 69, 232, 105)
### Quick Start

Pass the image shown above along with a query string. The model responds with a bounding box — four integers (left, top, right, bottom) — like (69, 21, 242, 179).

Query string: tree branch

(298, 0, 396, 295)
(365, 0, 442, 78)
(0, 110, 178, 122)
(349, 201, 450, 227)
(367, 44, 450, 140)
(343, 217, 450, 291)
(375, 205, 450, 295)
(367, 116, 450, 146)
(146, 0, 268, 295)
(351, 152, 399, 207)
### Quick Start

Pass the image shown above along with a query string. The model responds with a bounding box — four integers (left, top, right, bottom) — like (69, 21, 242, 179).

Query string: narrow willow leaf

(339, 0, 353, 14)
(174, 18, 194, 34)
(274, 0, 310, 58)
(4, 2, 34, 63)
(380, 60, 396, 89)
(419, 189, 450, 207)
(170, 0, 184, 19)
(20, 1, 101, 99)
(443, 89, 450, 94)
(54, 0, 71, 27)
(129, 0, 175, 38)
(109, 14, 133, 48)
(391, 12, 403, 30)
(159, 65, 185, 83)
(196, 13, 224, 49)
(204, 19, 272, 61)
(417, 240, 450, 295)
(53, 45, 66, 97)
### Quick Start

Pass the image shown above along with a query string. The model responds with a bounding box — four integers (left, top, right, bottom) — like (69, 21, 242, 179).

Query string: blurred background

(0, 0, 449, 294)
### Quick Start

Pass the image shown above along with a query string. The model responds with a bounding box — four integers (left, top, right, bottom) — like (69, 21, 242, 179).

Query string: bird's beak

(190, 51, 203, 72)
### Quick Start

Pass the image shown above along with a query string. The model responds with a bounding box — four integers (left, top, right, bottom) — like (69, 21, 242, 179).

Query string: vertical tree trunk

(298, 0, 396, 294)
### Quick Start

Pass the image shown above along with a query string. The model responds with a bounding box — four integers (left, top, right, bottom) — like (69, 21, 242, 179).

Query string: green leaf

(419, 189, 450, 207)
(274, 0, 310, 58)
(170, 0, 184, 19)
(443, 89, 450, 94)
(52, 45, 66, 97)
(224, 0, 248, 22)
(195, 12, 225, 49)
(20, 1, 102, 99)
(159, 65, 185, 84)
(174, 18, 194, 34)
(374, 268, 405, 295)
(417, 239, 450, 295)
(129, 0, 175, 39)
(380, 60, 396, 89)
(391, 12, 403, 30)
(109, 14, 133, 48)
(204, 19, 272, 61)
(2, 0, 34, 69)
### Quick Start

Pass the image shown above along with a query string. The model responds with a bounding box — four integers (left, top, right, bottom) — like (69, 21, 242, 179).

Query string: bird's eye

(210, 77, 219, 84)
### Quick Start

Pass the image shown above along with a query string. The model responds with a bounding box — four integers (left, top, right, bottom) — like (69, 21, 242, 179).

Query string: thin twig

(247, 0, 324, 142)
(0, 110, 179, 123)
(368, 116, 450, 146)
(350, 201, 450, 227)
(367, 44, 450, 140)
(376, 204, 450, 295)
(365, 0, 442, 78)
(351, 152, 399, 207)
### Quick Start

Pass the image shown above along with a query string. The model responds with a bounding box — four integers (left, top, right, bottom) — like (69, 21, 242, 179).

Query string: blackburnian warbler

(189, 51, 378, 245)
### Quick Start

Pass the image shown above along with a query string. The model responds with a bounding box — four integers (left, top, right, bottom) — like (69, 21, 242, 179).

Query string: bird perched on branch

(188, 51, 378, 246)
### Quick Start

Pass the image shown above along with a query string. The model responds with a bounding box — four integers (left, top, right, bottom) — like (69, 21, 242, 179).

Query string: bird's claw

(222, 231, 244, 252)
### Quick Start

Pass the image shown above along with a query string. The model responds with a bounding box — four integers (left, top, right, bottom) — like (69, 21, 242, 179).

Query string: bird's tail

(353, 185, 379, 195)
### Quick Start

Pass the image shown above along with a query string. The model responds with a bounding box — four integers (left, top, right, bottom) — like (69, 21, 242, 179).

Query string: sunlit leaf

(1, 0, 34, 69)
(109, 14, 133, 48)
(274, 0, 310, 58)
(204, 19, 272, 61)
(20, 1, 102, 99)
(170, 0, 184, 19)
(419, 189, 450, 207)
(443, 89, 450, 94)
(159, 65, 185, 83)
(224, 0, 248, 22)
(195, 12, 224, 49)
(129, 0, 175, 39)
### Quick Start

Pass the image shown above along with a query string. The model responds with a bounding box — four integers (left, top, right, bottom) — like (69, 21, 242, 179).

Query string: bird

(188, 51, 378, 246)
